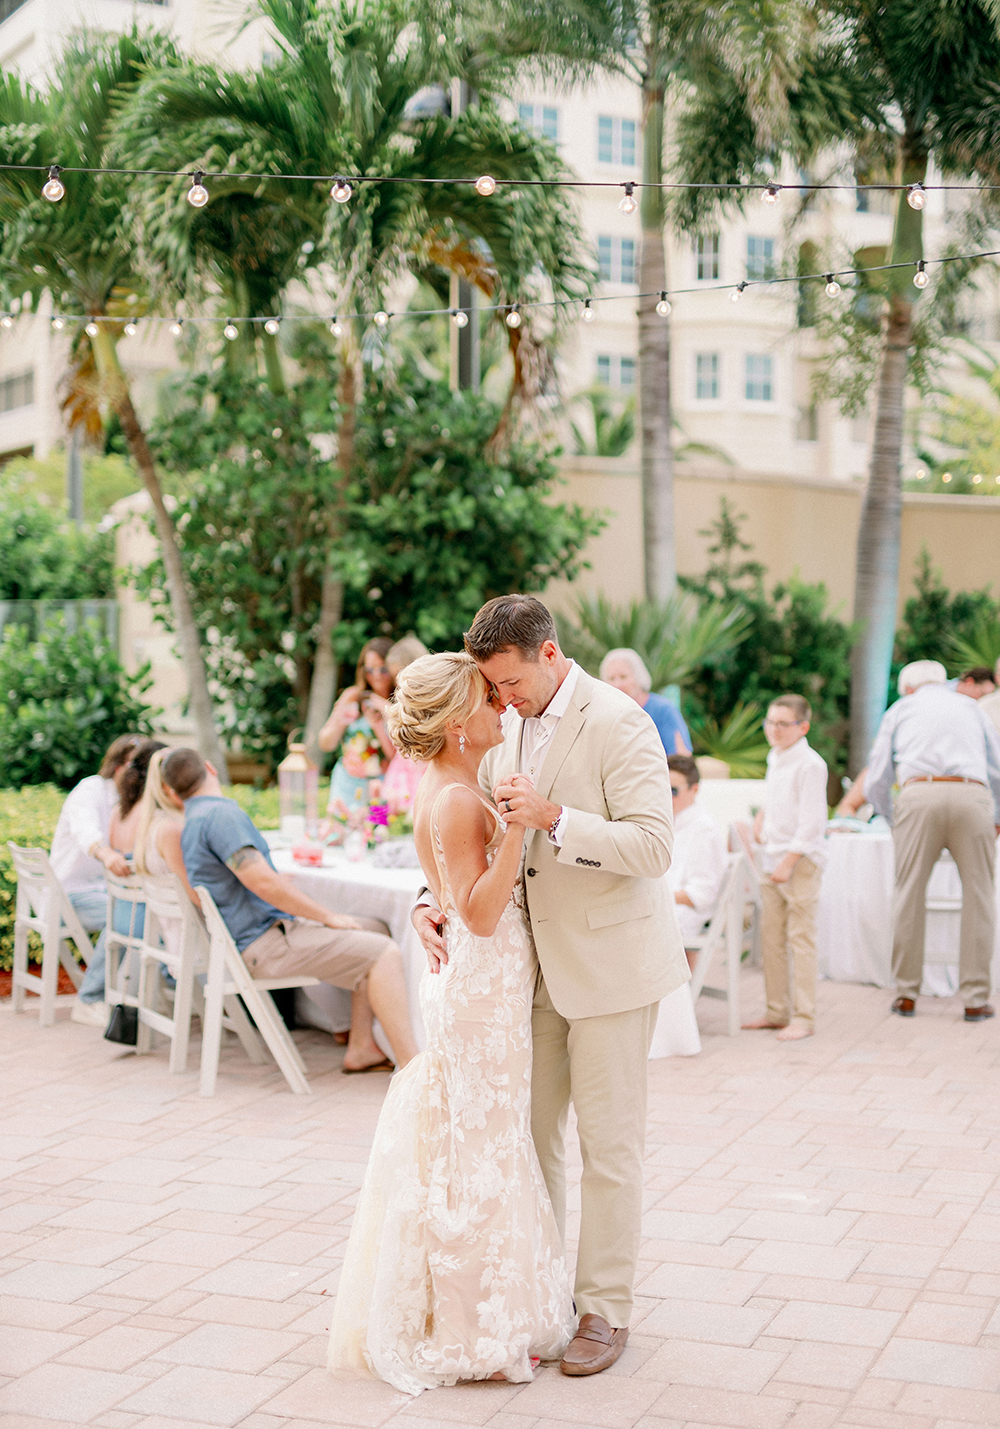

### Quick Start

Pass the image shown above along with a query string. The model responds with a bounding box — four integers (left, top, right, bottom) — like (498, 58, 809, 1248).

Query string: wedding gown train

(328, 785, 575, 1395)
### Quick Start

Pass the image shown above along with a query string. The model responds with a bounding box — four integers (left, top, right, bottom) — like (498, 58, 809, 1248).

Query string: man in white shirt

(866, 660, 1000, 1022)
(666, 754, 728, 966)
(743, 695, 828, 1041)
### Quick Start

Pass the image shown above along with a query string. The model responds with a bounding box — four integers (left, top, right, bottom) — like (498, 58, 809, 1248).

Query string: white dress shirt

(978, 688, 1000, 740)
(667, 801, 728, 944)
(866, 681, 1000, 823)
(760, 737, 829, 873)
(49, 775, 118, 897)
(518, 660, 581, 780)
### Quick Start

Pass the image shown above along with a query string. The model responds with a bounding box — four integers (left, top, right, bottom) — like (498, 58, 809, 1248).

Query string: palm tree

(117, 0, 593, 749)
(0, 31, 230, 778)
(670, 0, 1000, 768)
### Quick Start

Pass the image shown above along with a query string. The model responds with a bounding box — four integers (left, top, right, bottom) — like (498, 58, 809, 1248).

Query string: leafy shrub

(0, 616, 157, 789)
(0, 475, 114, 599)
(688, 702, 771, 779)
(893, 549, 1000, 688)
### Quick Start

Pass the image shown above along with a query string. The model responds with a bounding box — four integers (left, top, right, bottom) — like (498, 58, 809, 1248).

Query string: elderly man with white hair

(599, 648, 691, 755)
(867, 659, 1000, 1022)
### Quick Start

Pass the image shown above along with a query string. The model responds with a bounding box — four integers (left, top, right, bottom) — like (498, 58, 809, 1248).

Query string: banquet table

(817, 824, 1000, 994)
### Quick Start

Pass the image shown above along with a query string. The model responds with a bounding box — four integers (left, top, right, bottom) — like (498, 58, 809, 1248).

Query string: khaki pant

(892, 781, 996, 1007)
(242, 916, 392, 989)
(761, 857, 821, 1029)
(530, 969, 657, 1329)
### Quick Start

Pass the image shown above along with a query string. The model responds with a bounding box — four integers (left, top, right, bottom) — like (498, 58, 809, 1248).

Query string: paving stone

(765, 1303, 901, 1347)
(772, 1342, 878, 1389)
(0, 1363, 147, 1420)
(153, 1323, 305, 1373)
(56, 1326, 180, 1371)
(871, 1338, 1000, 1391)
(119, 1365, 279, 1425)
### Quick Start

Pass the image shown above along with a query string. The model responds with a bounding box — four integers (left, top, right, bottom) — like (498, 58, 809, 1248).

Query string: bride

(328, 652, 574, 1394)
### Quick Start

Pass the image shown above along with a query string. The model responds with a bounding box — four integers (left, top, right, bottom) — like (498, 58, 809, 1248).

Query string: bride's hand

(493, 773, 560, 832)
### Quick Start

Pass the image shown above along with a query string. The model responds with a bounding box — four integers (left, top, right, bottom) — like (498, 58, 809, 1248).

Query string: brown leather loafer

(965, 1004, 995, 1023)
(891, 997, 916, 1017)
(559, 1314, 629, 1376)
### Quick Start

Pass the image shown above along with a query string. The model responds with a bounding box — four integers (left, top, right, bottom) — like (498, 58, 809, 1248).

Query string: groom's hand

(412, 905, 448, 973)
(493, 773, 561, 832)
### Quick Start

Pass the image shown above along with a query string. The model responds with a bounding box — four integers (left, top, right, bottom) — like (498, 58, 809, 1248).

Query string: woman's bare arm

(437, 788, 525, 939)
(157, 820, 201, 908)
(318, 685, 362, 752)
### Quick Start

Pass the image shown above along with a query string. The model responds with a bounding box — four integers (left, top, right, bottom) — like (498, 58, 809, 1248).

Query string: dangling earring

(459, 733, 466, 755)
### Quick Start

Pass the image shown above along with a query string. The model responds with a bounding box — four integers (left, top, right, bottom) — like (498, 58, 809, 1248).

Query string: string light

(655, 292, 671, 315)
(331, 177, 353, 203)
(825, 274, 841, 296)
(223, 319, 239, 340)
(330, 316, 343, 336)
(730, 281, 747, 303)
(581, 299, 595, 322)
(0, 314, 12, 329)
(619, 182, 637, 215)
(169, 318, 184, 335)
(942, 471, 952, 482)
(85, 320, 99, 336)
(913, 260, 929, 289)
(51, 316, 65, 331)
(373, 310, 390, 328)
(42, 165, 65, 202)
(123, 321, 137, 336)
(264, 317, 280, 335)
(475, 174, 496, 196)
(505, 305, 522, 328)
(907, 184, 926, 210)
(973, 474, 983, 484)
(761, 183, 780, 205)
(451, 309, 469, 328)
(187, 171, 209, 208)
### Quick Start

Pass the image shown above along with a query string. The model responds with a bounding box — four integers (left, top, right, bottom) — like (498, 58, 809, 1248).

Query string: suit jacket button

(526, 867, 536, 877)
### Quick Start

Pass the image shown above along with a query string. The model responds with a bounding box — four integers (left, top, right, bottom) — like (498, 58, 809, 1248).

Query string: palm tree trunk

(638, 64, 676, 600)
(849, 144, 926, 771)
(90, 325, 230, 782)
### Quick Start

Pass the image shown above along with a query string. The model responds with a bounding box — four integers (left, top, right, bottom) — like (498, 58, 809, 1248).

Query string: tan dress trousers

(761, 857, 821, 1030)
(529, 969, 658, 1329)
(891, 781, 996, 1007)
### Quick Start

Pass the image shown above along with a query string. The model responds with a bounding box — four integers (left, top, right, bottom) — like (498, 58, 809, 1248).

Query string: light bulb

(907, 184, 926, 211)
(42, 165, 65, 202)
(451, 309, 469, 328)
(373, 310, 389, 328)
(475, 174, 496, 197)
(505, 306, 521, 328)
(942, 471, 952, 483)
(825, 274, 841, 296)
(264, 318, 280, 335)
(655, 292, 671, 316)
(0, 314, 12, 329)
(331, 177, 353, 204)
(223, 320, 239, 340)
(330, 317, 343, 337)
(730, 282, 747, 303)
(169, 318, 183, 335)
(51, 316, 65, 332)
(123, 321, 137, 336)
(187, 172, 209, 208)
(913, 262, 929, 289)
(761, 183, 780, 205)
(581, 300, 595, 323)
(973, 474, 983, 484)
(619, 183, 637, 215)
(85, 320, 99, 336)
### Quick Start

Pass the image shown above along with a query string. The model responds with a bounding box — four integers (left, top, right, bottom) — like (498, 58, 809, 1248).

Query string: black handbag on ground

(104, 1003, 138, 1045)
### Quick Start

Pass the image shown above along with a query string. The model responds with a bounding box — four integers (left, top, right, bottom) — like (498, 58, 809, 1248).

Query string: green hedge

(0, 783, 281, 972)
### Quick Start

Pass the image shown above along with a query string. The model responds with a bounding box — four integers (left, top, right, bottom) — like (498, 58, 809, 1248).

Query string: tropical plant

(893, 549, 1000, 683)
(0, 476, 113, 600)
(115, 0, 593, 750)
(570, 390, 636, 458)
(557, 591, 750, 693)
(688, 702, 770, 780)
(0, 30, 229, 777)
(950, 614, 1000, 673)
(914, 345, 1000, 495)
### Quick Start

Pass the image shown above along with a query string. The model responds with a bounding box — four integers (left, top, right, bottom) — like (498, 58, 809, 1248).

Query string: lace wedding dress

(328, 784, 575, 1395)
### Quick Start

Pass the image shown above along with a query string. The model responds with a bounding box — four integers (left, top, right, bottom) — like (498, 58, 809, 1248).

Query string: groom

(415, 594, 689, 1374)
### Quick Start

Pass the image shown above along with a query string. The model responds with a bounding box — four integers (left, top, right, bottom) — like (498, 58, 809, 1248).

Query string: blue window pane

(745, 354, 773, 401)
(598, 116, 614, 164)
(695, 353, 719, 400)
(621, 120, 636, 166)
(746, 235, 774, 280)
(620, 239, 636, 284)
(597, 236, 613, 281)
(597, 355, 612, 385)
(620, 358, 636, 389)
(518, 103, 533, 127)
(542, 106, 558, 141)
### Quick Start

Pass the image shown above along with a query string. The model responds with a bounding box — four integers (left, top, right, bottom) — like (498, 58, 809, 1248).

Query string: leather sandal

(559, 1314, 629, 1376)
(891, 997, 915, 1017)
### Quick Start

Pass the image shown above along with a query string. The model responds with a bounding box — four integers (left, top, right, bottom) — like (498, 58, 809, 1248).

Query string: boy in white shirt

(743, 695, 828, 1041)
(667, 755, 728, 970)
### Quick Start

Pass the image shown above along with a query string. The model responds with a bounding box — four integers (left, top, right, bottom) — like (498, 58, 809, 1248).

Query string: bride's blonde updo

(385, 652, 489, 762)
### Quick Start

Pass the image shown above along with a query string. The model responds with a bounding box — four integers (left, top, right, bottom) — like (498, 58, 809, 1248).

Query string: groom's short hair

(464, 594, 557, 661)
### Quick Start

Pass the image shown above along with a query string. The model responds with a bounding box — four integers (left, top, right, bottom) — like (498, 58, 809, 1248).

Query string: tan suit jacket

(480, 668, 689, 1020)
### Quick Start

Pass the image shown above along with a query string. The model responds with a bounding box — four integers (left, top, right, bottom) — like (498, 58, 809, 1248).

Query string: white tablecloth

(817, 828, 1000, 994)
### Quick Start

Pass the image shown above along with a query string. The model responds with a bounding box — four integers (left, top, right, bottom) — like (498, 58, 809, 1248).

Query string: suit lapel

(534, 670, 593, 802)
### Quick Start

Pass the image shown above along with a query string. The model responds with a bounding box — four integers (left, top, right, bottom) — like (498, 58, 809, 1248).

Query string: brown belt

(903, 775, 984, 787)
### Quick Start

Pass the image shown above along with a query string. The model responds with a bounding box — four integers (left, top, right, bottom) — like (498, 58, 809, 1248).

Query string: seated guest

(380, 635, 430, 814)
(955, 666, 997, 700)
(319, 637, 395, 823)
(161, 749, 417, 1072)
(600, 647, 691, 754)
(49, 733, 142, 1026)
(980, 656, 1000, 737)
(134, 749, 199, 963)
(666, 754, 728, 971)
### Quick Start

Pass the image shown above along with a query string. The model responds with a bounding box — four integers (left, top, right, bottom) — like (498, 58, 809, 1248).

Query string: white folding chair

(104, 871, 146, 1023)
(688, 852, 759, 1036)
(8, 843, 89, 1026)
(137, 873, 267, 1075)
(197, 886, 322, 1096)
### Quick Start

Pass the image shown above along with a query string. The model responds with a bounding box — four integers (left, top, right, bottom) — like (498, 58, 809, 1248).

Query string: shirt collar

(537, 660, 581, 724)
(768, 735, 810, 766)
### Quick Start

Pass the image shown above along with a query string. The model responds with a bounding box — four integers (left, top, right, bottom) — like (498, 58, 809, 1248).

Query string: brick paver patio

(3, 968, 1000, 1429)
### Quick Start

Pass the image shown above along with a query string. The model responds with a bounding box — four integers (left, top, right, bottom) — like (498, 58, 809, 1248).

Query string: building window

(695, 353, 720, 400)
(746, 235, 775, 280)
(745, 354, 774, 402)
(597, 236, 636, 284)
(597, 115, 637, 166)
(0, 369, 33, 413)
(518, 102, 559, 142)
(596, 355, 636, 390)
(696, 234, 720, 281)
